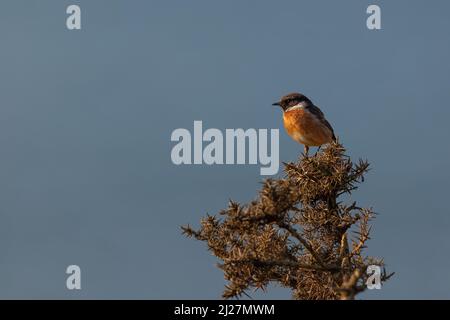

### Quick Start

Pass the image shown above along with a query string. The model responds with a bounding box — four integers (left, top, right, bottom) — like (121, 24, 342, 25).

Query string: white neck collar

(285, 102, 307, 112)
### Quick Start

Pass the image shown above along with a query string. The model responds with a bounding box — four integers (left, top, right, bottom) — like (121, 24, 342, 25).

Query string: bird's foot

(314, 146, 322, 156)
(303, 146, 309, 157)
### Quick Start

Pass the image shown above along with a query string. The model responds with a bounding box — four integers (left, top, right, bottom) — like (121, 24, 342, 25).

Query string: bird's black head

(272, 92, 312, 111)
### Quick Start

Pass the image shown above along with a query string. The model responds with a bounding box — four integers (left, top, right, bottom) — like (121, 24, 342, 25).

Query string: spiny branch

(183, 142, 392, 300)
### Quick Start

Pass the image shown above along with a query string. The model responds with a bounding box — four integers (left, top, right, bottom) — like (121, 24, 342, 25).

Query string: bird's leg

(315, 145, 322, 156)
(303, 145, 309, 156)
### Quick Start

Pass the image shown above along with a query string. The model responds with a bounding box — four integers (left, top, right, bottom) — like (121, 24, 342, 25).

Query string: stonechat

(273, 92, 336, 155)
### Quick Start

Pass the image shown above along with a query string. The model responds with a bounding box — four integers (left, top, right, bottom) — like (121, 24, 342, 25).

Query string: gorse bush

(182, 142, 393, 300)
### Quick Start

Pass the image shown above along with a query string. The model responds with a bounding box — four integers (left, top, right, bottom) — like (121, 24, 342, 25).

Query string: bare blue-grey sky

(0, 0, 449, 299)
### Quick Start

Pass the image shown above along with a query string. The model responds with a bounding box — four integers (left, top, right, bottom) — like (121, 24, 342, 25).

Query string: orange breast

(283, 109, 333, 146)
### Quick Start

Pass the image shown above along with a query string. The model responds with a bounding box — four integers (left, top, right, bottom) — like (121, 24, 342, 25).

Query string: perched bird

(273, 92, 336, 155)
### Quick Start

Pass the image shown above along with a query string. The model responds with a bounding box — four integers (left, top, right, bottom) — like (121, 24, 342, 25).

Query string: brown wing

(306, 104, 336, 141)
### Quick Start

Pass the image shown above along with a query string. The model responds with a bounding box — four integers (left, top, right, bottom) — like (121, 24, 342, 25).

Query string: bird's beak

(272, 101, 281, 106)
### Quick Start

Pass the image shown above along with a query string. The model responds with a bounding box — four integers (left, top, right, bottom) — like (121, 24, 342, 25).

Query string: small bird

(273, 92, 336, 155)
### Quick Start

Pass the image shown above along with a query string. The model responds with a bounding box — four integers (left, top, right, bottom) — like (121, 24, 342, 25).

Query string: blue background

(0, 0, 449, 299)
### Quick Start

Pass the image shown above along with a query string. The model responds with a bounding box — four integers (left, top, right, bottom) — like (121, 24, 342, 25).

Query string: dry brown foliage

(182, 142, 393, 300)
